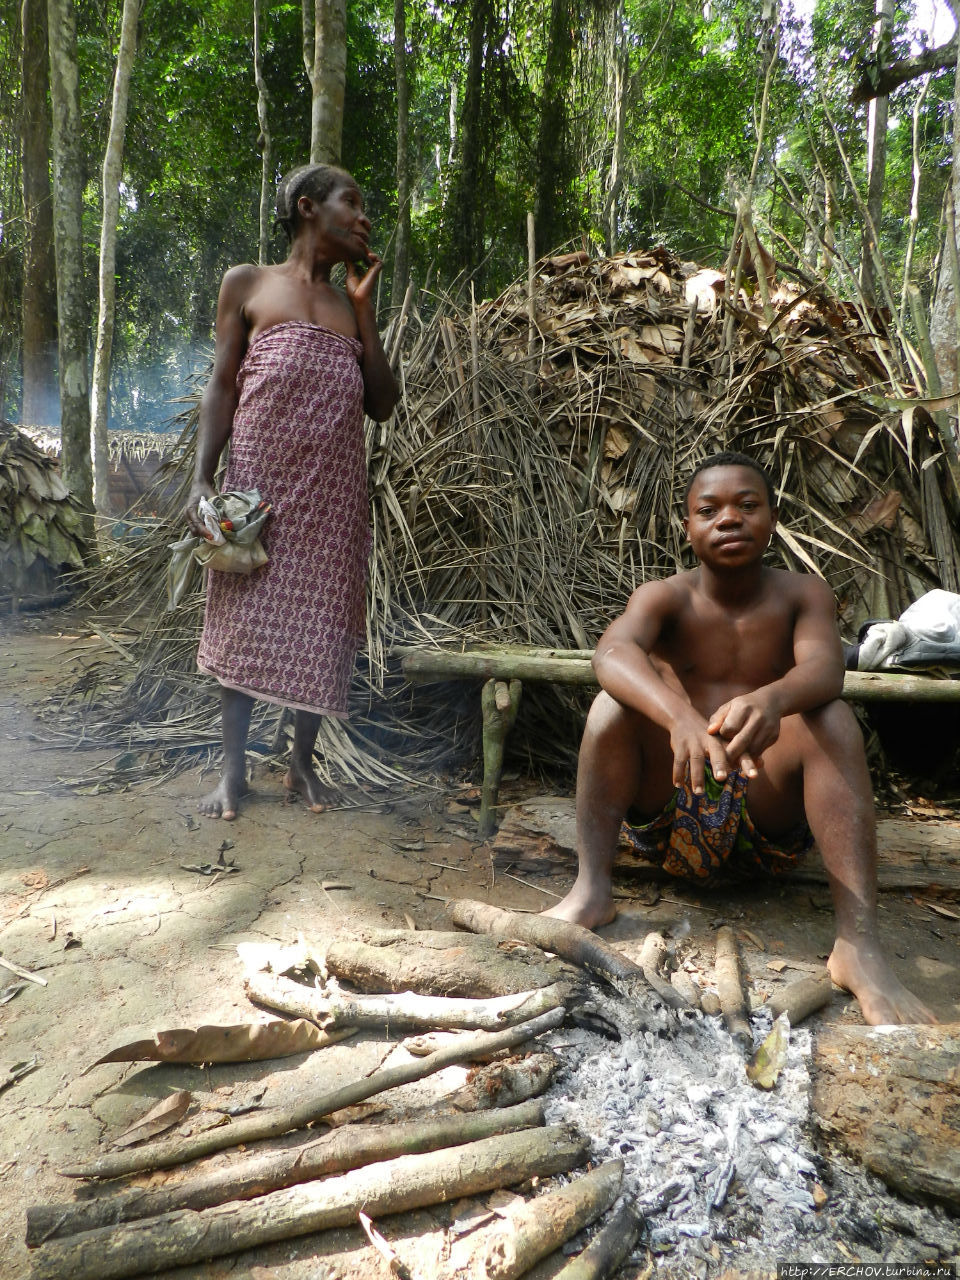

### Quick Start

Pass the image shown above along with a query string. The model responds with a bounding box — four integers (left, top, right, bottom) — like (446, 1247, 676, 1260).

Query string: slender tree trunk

(860, 0, 893, 306)
(930, 21, 960, 449)
(302, 0, 346, 164)
(46, 0, 92, 511)
(603, 11, 627, 256)
(253, 0, 272, 265)
(392, 0, 411, 310)
(534, 0, 574, 254)
(446, 0, 490, 276)
(20, 0, 58, 428)
(91, 0, 139, 517)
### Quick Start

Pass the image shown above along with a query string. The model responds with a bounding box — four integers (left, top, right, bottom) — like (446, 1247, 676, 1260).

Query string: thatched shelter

(46, 246, 960, 790)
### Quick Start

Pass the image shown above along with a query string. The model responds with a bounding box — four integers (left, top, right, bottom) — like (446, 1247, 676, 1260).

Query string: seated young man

(547, 451, 934, 1027)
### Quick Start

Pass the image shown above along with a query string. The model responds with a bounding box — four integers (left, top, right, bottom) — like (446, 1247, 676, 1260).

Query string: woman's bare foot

(542, 876, 618, 930)
(282, 763, 339, 813)
(198, 775, 249, 821)
(828, 936, 937, 1026)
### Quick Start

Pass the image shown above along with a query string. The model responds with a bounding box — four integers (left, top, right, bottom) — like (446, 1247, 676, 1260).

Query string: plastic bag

(167, 489, 271, 609)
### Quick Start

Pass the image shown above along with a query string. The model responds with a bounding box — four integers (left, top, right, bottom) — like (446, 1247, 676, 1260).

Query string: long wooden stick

(31, 1125, 588, 1280)
(396, 647, 960, 701)
(448, 898, 676, 1024)
(28, 1100, 545, 1245)
(245, 970, 568, 1031)
(59, 1006, 565, 1180)
(715, 926, 751, 1048)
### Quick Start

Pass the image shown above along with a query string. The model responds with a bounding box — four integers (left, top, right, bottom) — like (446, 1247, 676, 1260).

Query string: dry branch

(32, 1124, 588, 1280)
(59, 1006, 564, 1181)
(28, 1099, 544, 1244)
(714, 927, 751, 1048)
(553, 1198, 644, 1279)
(245, 970, 569, 1031)
(467, 1158, 623, 1280)
(637, 932, 689, 1010)
(317, 928, 572, 998)
(448, 898, 679, 1023)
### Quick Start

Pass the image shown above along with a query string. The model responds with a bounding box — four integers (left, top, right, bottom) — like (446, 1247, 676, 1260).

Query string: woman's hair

(274, 164, 353, 243)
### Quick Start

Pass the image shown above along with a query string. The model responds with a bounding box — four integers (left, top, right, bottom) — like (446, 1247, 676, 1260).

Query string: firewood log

(27, 1100, 544, 1245)
(31, 1125, 588, 1280)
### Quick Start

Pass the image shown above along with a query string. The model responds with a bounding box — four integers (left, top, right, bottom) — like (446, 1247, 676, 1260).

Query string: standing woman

(185, 164, 398, 820)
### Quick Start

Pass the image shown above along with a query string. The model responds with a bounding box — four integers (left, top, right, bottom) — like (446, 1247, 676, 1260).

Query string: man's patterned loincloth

(619, 764, 813, 884)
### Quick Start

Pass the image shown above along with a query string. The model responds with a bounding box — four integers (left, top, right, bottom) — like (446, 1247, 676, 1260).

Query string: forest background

(1, 0, 960, 517)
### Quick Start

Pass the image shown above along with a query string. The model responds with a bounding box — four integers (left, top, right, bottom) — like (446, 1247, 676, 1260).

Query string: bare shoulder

(766, 568, 837, 612)
(625, 571, 694, 615)
(220, 263, 261, 297)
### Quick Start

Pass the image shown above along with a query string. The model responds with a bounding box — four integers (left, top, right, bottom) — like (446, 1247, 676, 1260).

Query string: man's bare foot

(198, 775, 249, 821)
(282, 763, 339, 813)
(828, 937, 937, 1026)
(542, 877, 618, 930)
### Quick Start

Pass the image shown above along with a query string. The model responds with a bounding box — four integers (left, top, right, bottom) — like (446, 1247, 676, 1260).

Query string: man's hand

(706, 690, 782, 779)
(183, 481, 217, 540)
(669, 709, 736, 794)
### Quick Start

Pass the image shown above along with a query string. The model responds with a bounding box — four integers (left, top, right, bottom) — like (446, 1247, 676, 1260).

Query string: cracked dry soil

(1, 612, 958, 1280)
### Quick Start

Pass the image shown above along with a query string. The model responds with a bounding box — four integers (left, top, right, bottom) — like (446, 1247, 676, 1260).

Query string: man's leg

(747, 700, 935, 1025)
(545, 691, 673, 928)
(283, 710, 338, 812)
(198, 687, 254, 820)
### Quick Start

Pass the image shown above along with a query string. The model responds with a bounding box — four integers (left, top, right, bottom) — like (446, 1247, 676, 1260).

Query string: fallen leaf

(0, 981, 27, 1005)
(113, 1090, 192, 1147)
(746, 1013, 789, 1090)
(766, 959, 788, 973)
(924, 901, 960, 920)
(740, 928, 764, 950)
(180, 849, 240, 877)
(87, 1019, 354, 1068)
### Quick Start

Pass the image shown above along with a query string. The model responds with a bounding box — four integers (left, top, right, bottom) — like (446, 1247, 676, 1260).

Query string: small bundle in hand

(167, 489, 271, 609)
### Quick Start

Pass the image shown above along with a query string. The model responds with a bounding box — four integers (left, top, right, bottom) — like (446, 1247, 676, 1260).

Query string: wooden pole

(28, 1101, 545, 1245)
(32, 1126, 588, 1280)
(479, 678, 522, 837)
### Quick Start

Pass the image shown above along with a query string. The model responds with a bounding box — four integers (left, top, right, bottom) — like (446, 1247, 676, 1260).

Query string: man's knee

(803, 697, 864, 753)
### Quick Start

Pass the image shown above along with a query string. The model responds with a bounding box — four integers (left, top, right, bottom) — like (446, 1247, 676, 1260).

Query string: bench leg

(478, 678, 522, 839)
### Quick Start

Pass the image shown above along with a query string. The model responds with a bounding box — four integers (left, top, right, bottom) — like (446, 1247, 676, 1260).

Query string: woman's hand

(183, 481, 217, 539)
(345, 252, 384, 312)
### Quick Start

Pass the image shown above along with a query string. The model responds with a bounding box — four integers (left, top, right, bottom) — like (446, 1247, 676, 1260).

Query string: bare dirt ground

(1, 612, 959, 1280)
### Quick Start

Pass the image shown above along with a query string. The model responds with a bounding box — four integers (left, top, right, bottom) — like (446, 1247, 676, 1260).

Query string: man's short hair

(683, 451, 776, 512)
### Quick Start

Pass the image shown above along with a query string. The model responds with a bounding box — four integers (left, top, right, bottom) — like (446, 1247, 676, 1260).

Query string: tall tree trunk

(392, 0, 411, 310)
(860, 0, 893, 306)
(91, 0, 139, 517)
(534, 0, 574, 254)
(930, 19, 960, 449)
(301, 0, 346, 164)
(602, 6, 628, 256)
(20, 0, 57, 428)
(46, 0, 92, 511)
(254, 0, 272, 265)
(446, 0, 490, 277)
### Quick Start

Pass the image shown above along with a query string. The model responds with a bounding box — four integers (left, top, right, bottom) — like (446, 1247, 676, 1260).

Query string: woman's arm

(183, 266, 257, 537)
(345, 255, 398, 422)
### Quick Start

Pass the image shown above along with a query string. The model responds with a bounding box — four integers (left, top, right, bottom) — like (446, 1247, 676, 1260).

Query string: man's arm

(708, 575, 845, 765)
(593, 580, 737, 792)
(183, 265, 256, 538)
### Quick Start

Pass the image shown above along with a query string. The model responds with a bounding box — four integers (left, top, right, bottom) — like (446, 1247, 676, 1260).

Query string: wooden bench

(395, 644, 960, 837)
